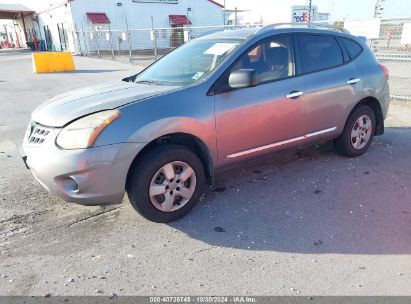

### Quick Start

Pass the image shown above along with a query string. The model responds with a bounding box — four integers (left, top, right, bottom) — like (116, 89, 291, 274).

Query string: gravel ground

(0, 49, 411, 296)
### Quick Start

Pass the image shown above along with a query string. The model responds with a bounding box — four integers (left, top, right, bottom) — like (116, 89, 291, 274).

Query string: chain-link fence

(72, 17, 411, 100)
(72, 24, 237, 63)
(370, 18, 411, 100)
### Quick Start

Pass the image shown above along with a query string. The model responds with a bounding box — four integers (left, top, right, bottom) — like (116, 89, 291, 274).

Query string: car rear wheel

(334, 105, 376, 157)
(127, 144, 205, 223)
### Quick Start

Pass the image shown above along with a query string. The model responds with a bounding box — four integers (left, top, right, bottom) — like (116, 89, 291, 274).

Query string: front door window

(231, 36, 293, 83)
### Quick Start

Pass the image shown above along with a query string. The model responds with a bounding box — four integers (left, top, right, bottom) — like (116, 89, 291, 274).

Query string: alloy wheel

(149, 161, 197, 212)
(351, 115, 372, 150)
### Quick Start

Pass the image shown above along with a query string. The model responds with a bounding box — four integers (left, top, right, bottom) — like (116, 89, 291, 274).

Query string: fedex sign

(292, 5, 318, 23)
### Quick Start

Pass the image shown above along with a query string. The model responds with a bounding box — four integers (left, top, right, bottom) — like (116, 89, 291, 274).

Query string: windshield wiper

(135, 80, 162, 85)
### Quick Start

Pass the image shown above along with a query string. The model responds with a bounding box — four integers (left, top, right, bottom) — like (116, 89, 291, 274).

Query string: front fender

(93, 84, 217, 163)
(126, 117, 217, 162)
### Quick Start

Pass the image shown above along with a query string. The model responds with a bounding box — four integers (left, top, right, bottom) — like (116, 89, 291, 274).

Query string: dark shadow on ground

(169, 128, 411, 254)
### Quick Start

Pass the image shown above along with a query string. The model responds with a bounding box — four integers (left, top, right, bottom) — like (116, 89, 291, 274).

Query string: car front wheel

(127, 144, 205, 223)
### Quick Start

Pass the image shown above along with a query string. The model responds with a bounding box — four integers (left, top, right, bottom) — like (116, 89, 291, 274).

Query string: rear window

(297, 35, 344, 74)
(340, 38, 363, 60)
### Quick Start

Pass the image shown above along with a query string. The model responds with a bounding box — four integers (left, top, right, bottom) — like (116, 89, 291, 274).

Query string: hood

(32, 81, 178, 127)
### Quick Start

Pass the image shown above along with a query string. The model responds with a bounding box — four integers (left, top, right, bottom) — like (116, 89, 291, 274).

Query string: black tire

(334, 105, 376, 157)
(127, 144, 205, 223)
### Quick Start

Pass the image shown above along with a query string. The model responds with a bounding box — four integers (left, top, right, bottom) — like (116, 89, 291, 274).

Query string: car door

(213, 35, 307, 165)
(295, 33, 363, 141)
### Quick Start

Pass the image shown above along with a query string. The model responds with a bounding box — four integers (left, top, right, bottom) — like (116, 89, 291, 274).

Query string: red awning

(169, 15, 192, 26)
(86, 12, 110, 24)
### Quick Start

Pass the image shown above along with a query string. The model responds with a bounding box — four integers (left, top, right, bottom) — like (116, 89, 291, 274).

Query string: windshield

(134, 39, 243, 86)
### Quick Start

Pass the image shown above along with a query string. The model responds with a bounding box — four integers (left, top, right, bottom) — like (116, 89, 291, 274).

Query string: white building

(1, 0, 225, 52)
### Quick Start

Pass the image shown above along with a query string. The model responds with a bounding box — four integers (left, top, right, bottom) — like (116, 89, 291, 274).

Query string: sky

(0, 0, 410, 25)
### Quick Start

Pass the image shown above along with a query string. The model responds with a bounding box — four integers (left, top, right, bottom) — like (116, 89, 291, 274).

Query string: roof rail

(257, 22, 350, 34)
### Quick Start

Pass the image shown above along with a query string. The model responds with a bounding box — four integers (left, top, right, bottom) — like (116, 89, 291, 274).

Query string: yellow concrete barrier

(32, 52, 75, 73)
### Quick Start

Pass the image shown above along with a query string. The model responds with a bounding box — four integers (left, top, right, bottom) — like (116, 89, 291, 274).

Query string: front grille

(27, 123, 53, 145)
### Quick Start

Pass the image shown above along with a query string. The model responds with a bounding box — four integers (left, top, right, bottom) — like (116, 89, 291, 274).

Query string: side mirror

(228, 69, 258, 89)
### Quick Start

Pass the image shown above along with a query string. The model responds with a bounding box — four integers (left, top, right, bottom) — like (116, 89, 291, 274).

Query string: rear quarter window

(297, 34, 344, 74)
(340, 38, 363, 60)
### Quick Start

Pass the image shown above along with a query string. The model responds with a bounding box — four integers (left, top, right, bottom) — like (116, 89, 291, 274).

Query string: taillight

(379, 63, 389, 80)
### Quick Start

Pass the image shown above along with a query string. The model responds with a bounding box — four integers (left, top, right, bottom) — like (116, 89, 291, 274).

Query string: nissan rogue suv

(22, 24, 390, 222)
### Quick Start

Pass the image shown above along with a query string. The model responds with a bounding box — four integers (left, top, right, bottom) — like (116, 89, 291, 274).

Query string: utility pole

(223, 0, 226, 26)
(234, 7, 238, 28)
(117, 2, 132, 62)
(308, 0, 312, 23)
(151, 16, 157, 60)
(186, 7, 191, 42)
(374, 0, 386, 18)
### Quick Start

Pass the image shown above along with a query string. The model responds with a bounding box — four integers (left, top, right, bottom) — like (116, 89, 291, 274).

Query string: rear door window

(339, 38, 363, 60)
(297, 34, 344, 74)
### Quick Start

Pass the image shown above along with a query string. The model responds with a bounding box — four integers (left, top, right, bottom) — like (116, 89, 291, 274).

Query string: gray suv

(22, 24, 390, 222)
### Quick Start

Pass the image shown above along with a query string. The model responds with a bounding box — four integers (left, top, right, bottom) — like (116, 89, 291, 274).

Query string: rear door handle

(347, 78, 361, 85)
(286, 90, 304, 99)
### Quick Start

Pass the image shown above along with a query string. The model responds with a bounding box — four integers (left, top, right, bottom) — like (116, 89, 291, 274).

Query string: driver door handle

(286, 90, 304, 99)
(347, 78, 361, 85)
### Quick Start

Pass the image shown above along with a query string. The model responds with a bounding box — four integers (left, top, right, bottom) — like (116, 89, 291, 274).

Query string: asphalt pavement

(0, 49, 411, 296)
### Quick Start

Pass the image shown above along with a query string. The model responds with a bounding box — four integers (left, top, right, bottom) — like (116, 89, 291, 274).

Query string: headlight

(56, 110, 121, 149)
